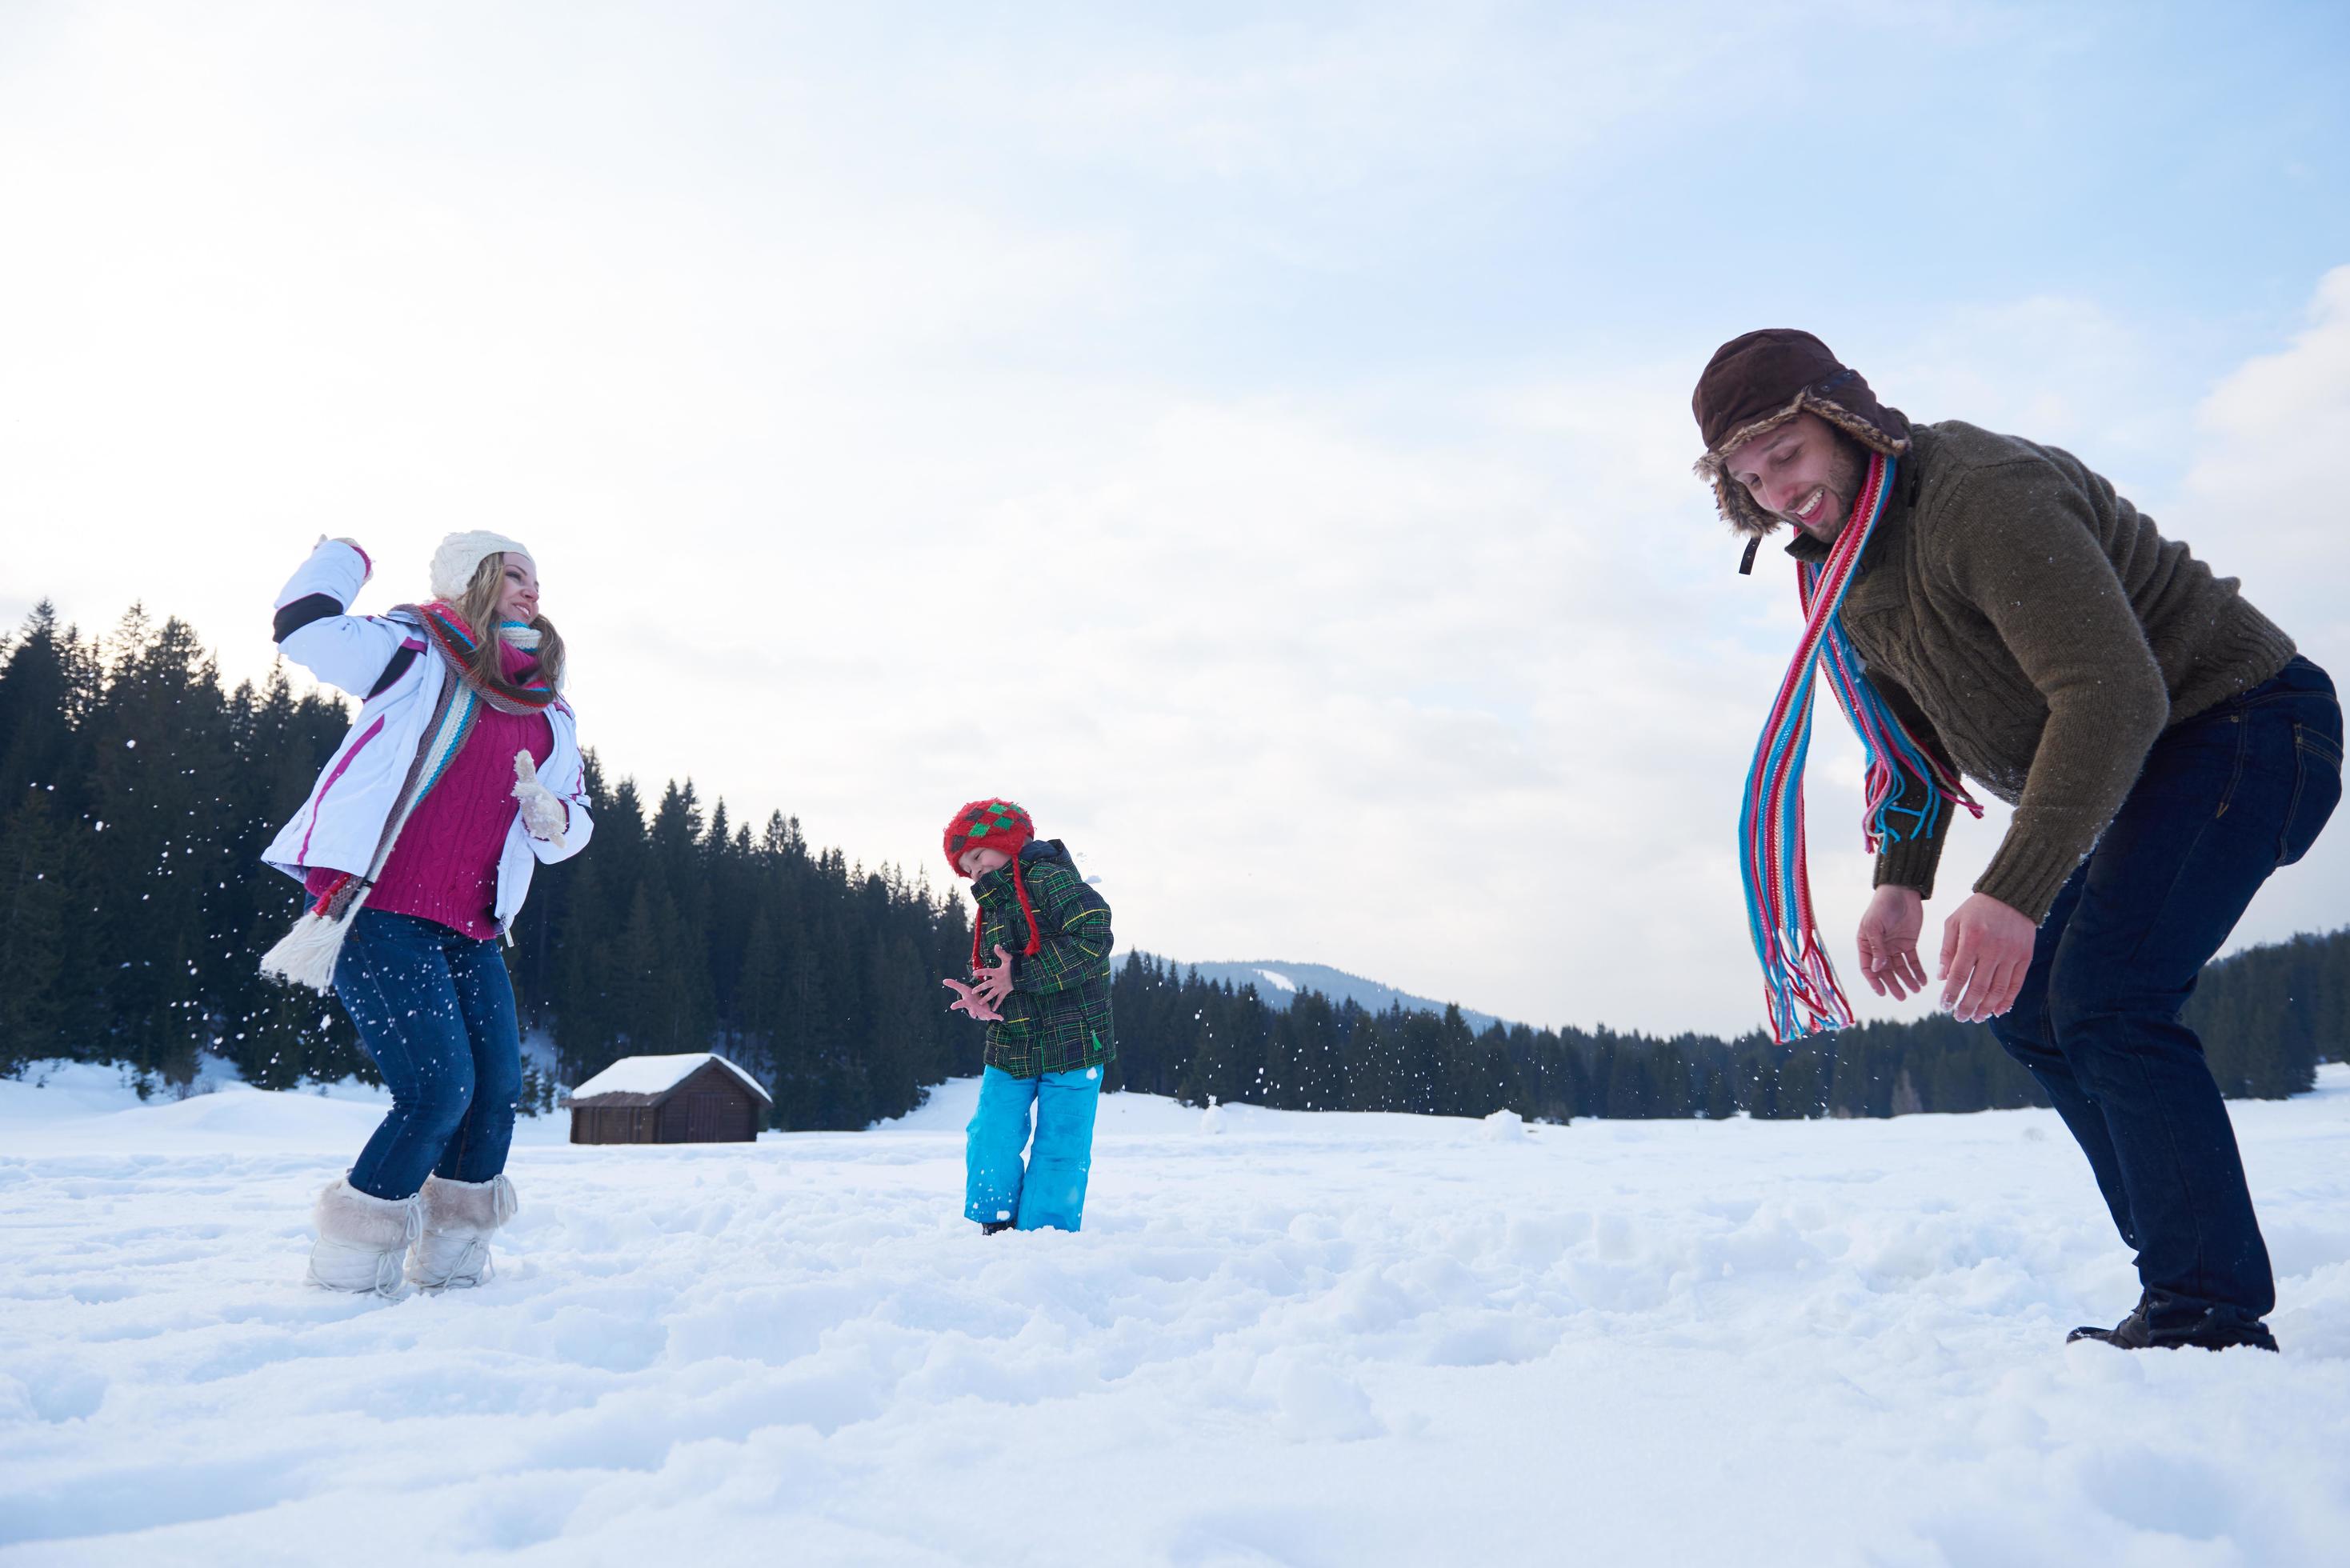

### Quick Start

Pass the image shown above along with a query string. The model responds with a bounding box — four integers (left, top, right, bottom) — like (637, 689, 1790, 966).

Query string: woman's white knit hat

(429, 531, 534, 602)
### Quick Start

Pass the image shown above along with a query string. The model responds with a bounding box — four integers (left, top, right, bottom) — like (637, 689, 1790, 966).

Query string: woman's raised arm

(271, 537, 410, 697)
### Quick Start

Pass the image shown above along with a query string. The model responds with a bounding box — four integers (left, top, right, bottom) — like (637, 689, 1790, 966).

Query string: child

(941, 799, 1115, 1233)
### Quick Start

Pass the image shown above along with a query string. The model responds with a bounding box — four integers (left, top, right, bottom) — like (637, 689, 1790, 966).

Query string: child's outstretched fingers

(972, 944, 1017, 1008)
(942, 977, 1003, 1022)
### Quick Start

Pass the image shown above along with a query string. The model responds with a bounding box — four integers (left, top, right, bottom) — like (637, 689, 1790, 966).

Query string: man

(1692, 330, 2341, 1351)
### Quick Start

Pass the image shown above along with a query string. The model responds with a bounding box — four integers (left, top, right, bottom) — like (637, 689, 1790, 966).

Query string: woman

(258, 530, 593, 1297)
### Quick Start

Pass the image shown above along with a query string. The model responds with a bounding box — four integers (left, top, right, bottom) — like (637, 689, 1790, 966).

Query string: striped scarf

(262, 609, 551, 989)
(1738, 453, 1980, 1041)
(308, 606, 552, 919)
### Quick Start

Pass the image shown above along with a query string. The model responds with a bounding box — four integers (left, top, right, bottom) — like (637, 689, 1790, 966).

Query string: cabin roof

(565, 1052, 773, 1107)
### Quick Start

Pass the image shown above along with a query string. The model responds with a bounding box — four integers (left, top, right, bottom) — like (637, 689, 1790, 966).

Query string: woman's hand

(312, 534, 372, 578)
(511, 752, 569, 849)
(1856, 885, 1928, 999)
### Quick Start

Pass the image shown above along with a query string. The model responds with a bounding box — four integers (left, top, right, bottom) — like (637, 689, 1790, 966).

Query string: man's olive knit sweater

(1788, 420, 2295, 923)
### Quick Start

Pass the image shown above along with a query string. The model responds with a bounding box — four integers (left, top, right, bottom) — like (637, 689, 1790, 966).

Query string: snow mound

(0, 1060, 156, 1121)
(1480, 1107, 1528, 1142)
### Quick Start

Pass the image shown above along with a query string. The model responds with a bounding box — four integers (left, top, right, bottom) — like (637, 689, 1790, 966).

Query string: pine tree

(0, 789, 71, 1071)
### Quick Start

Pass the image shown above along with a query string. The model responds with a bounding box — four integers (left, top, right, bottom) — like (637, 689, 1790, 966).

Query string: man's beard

(1792, 439, 1868, 541)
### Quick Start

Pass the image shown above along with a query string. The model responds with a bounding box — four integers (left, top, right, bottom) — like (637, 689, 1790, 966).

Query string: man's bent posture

(1694, 330, 2340, 1351)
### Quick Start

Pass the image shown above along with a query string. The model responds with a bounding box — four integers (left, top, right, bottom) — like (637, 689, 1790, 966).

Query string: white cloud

(1881, 296, 2181, 473)
(2176, 266, 2350, 954)
(2184, 265, 2350, 658)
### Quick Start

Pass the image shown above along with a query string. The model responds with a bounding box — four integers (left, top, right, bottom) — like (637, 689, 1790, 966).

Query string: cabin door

(685, 1091, 727, 1142)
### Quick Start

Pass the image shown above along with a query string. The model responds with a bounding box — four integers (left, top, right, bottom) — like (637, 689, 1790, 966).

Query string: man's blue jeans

(332, 909, 524, 1201)
(966, 1065, 1103, 1231)
(1991, 656, 2341, 1323)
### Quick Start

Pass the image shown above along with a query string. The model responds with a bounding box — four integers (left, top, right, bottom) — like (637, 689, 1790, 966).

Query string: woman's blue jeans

(332, 908, 523, 1201)
(1990, 656, 2341, 1324)
(966, 1065, 1103, 1231)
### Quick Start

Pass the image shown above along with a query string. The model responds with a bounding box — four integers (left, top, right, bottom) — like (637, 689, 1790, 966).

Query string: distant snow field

(5, 1063, 2349, 1566)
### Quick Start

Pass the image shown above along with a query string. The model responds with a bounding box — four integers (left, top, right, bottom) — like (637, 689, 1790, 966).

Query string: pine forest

(2, 601, 2341, 1125)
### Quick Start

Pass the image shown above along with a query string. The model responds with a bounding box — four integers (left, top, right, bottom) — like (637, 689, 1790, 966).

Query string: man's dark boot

(980, 1220, 1014, 1235)
(2068, 1290, 2279, 1351)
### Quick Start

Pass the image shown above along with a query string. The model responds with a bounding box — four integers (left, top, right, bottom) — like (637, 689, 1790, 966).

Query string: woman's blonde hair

(453, 552, 566, 690)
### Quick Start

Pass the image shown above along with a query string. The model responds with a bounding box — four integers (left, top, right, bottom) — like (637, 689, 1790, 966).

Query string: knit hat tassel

(968, 859, 1045, 971)
(1012, 858, 1043, 958)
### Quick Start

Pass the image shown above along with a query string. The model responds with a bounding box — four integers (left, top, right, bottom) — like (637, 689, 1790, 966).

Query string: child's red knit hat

(943, 798, 1042, 968)
(943, 798, 1035, 874)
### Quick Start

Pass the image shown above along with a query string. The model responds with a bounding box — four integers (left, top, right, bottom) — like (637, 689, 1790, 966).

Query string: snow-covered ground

(5, 1064, 2349, 1566)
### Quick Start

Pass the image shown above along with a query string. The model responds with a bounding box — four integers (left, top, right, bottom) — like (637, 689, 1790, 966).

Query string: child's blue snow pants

(965, 1064, 1103, 1231)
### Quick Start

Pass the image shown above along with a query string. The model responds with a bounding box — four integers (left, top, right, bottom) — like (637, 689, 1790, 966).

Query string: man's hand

(971, 943, 1015, 1009)
(1856, 885, 1928, 1000)
(1940, 892, 2035, 1023)
(942, 978, 1003, 1022)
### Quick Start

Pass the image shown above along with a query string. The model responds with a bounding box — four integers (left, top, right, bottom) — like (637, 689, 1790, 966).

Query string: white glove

(512, 752, 569, 850)
(312, 534, 372, 579)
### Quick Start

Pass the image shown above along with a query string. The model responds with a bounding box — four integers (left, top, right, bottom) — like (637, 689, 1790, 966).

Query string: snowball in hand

(511, 751, 569, 849)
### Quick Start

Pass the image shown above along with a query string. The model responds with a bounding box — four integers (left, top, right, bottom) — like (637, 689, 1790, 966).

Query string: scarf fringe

(260, 907, 358, 992)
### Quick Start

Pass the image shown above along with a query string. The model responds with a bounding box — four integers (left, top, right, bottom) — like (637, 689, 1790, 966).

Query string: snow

(1254, 966, 1299, 993)
(4, 1064, 2350, 1565)
(1479, 1106, 1527, 1142)
(566, 1051, 767, 1103)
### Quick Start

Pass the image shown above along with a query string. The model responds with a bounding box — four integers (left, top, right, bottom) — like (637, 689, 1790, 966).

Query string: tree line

(1109, 926, 2341, 1122)
(2, 600, 2340, 1126)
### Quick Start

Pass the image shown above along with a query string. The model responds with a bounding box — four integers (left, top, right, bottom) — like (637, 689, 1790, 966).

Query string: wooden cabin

(564, 1053, 773, 1145)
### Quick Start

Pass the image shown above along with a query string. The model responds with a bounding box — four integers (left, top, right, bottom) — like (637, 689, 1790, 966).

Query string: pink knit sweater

(306, 639, 554, 940)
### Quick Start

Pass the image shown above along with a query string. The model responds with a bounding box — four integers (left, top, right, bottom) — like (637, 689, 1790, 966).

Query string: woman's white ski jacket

(259, 538, 593, 933)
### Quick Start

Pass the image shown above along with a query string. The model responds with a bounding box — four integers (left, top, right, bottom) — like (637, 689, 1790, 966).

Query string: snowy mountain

(1133, 954, 1507, 1032)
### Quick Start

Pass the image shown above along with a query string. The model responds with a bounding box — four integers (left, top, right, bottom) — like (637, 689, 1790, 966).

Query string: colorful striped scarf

(1738, 453, 1980, 1042)
(262, 609, 550, 989)
(309, 607, 550, 915)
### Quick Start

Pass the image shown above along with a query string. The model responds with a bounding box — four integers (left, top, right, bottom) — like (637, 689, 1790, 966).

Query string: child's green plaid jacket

(973, 839, 1115, 1078)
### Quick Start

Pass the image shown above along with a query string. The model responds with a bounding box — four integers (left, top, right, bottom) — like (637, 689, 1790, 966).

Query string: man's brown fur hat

(1692, 330, 1912, 538)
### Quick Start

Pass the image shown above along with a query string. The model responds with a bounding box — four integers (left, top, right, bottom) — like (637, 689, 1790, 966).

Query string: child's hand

(971, 944, 1015, 1009)
(942, 977, 1003, 1022)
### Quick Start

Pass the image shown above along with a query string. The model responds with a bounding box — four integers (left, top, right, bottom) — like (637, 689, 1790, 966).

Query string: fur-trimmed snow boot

(405, 1173, 518, 1290)
(307, 1178, 422, 1298)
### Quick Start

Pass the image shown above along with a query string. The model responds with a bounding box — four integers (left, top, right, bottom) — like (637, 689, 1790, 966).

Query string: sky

(3, 1, 2347, 1036)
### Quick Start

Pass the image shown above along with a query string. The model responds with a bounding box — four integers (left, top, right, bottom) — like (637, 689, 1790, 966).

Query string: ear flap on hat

(1692, 390, 1912, 540)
